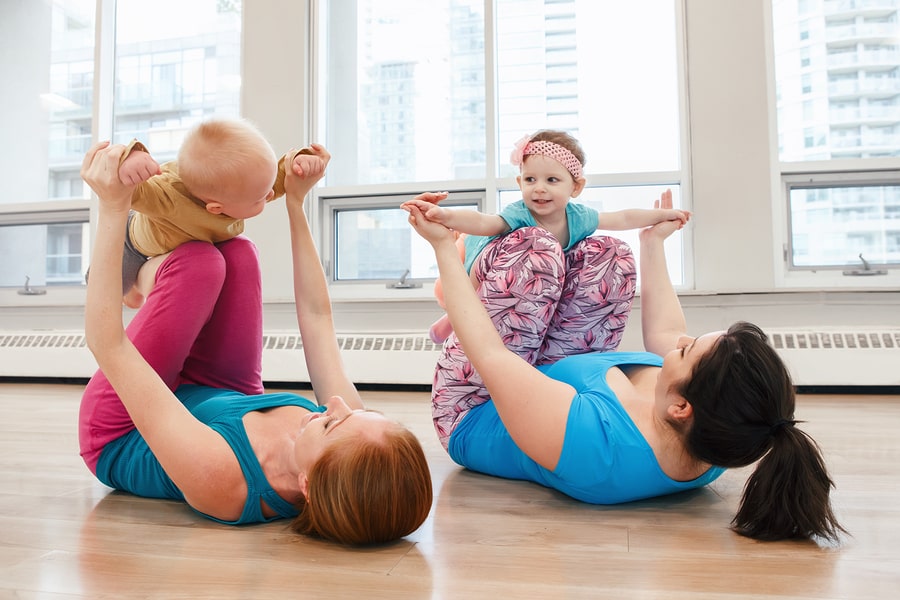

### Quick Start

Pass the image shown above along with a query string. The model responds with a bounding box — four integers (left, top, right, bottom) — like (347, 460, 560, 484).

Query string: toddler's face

(215, 163, 278, 219)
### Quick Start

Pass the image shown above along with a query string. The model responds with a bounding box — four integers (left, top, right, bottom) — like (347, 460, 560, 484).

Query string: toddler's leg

(179, 236, 264, 394)
(429, 234, 468, 345)
(432, 227, 564, 449)
(79, 241, 227, 472)
(538, 235, 636, 364)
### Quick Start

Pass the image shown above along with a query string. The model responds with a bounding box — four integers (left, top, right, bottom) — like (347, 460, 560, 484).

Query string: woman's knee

(163, 241, 227, 288)
(217, 236, 259, 263)
(575, 235, 634, 260)
(477, 227, 565, 280)
(570, 236, 636, 279)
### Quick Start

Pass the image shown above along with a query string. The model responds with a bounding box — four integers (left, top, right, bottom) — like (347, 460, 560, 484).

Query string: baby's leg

(432, 227, 564, 449)
(79, 241, 227, 473)
(84, 221, 149, 308)
(121, 214, 151, 308)
(538, 235, 636, 364)
(178, 236, 264, 394)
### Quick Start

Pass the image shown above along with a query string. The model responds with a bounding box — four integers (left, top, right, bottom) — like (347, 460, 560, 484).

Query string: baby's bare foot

(123, 287, 145, 309)
(130, 252, 172, 307)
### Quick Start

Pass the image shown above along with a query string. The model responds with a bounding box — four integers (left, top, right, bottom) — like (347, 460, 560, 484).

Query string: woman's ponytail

(733, 425, 845, 542)
(680, 322, 846, 543)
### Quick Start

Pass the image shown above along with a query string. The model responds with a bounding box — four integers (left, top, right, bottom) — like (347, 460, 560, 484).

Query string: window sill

(326, 282, 437, 303)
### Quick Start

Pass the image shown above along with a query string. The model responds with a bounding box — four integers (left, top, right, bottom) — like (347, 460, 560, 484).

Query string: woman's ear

(205, 201, 224, 215)
(298, 472, 310, 500)
(666, 394, 693, 424)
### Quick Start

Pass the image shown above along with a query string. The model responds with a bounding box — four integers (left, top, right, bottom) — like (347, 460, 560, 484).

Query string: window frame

(0, 202, 92, 305)
(316, 189, 486, 301)
(309, 0, 695, 294)
(765, 0, 900, 289)
(773, 161, 900, 288)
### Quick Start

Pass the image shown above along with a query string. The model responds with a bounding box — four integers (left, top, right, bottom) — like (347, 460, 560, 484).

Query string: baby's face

(215, 164, 278, 219)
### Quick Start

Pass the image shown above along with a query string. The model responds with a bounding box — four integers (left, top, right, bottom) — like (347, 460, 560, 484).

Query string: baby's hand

(413, 191, 449, 205)
(119, 151, 161, 186)
(662, 208, 691, 228)
(400, 196, 450, 225)
(291, 148, 326, 179)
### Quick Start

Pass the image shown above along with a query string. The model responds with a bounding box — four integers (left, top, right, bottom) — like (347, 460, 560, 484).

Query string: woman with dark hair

(405, 189, 843, 542)
(79, 141, 432, 545)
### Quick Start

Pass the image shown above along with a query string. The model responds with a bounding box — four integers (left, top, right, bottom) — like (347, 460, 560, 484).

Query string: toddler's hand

(291, 148, 326, 179)
(413, 191, 449, 205)
(118, 151, 161, 186)
(666, 209, 692, 228)
(400, 193, 451, 225)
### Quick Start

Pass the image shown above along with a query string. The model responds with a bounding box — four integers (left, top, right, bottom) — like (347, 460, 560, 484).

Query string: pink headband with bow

(510, 135, 583, 180)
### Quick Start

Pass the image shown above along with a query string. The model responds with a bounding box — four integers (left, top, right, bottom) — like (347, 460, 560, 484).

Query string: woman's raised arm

(81, 142, 235, 515)
(638, 189, 691, 357)
(405, 204, 576, 470)
(283, 146, 364, 410)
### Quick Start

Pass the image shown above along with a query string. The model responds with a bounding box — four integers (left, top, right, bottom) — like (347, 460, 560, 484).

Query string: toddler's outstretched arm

(599, 207, 691, 231)
(401, 192, 509, 237)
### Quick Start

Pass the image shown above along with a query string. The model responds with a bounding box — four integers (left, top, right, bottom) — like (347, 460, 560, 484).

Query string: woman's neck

(611, 366, 710, 481)
(244, 407, 304, 500)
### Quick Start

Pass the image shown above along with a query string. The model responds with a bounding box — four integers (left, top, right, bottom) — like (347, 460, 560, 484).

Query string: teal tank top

(95, 384, 325, 524)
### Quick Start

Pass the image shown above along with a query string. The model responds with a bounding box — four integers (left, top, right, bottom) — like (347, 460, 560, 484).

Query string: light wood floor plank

(0, 383, 898, 599)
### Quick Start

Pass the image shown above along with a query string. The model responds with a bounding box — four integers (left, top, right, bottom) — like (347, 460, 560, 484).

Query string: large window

(0, 1, 95, 291)
(315, 0, 688, 288)
(0, 0, 242, 296)
(771, 0, 900, 287)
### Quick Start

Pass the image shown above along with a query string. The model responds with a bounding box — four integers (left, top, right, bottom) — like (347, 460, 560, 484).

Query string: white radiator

(261, 331, 441, 385)
(0, 330, 442, 385)
(0, 328, 896, 387)
(764, 328, 900, 387)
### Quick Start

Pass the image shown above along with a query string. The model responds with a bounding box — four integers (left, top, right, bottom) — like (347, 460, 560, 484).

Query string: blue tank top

(448, 351, 725, 504)
(95, 384, 325, 524)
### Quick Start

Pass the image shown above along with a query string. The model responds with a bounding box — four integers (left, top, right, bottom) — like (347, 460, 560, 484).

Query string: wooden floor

(0, 383, 898, 599)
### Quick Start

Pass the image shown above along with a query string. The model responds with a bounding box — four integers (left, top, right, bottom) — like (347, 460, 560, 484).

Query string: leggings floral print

(431, 227, 636, 450)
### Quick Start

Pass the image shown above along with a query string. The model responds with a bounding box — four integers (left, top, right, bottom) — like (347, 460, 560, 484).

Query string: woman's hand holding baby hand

(81, 141, 134, 212)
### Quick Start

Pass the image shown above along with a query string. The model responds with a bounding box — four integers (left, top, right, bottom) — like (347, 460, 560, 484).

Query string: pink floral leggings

(432, 227, 636, 449)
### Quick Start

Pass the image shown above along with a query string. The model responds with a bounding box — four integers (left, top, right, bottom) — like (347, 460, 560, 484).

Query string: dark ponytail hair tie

(769, 419, 795, 436)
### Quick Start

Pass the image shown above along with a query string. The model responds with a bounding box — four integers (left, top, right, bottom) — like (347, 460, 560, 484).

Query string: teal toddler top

(448, 351, 726, 504)
(462, 200, 599, 273)
(95, 384, 325, 525)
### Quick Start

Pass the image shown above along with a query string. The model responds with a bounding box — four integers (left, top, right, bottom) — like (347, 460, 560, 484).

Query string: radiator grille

(0, 333, 87, 349)
(768, 330, 900, 350)
(1, 328, 896, 386)
(263, 333, 440, 353)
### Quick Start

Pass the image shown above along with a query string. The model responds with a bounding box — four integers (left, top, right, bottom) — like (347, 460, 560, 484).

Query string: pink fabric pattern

(539, 236, 636, 363)
(430, 228, 636, 450)
(79, 237, 264, 472)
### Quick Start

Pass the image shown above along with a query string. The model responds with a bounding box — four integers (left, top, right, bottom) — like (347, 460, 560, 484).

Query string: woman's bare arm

(283, 146, 364, 410)
(405, 204, 575, 470)
(81, 142, 239, 517)
(638, 189, 690, 356)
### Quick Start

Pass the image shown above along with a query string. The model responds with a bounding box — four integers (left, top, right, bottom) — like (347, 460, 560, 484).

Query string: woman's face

(656, 331, 725, 403)
(293, 395, 391, 476)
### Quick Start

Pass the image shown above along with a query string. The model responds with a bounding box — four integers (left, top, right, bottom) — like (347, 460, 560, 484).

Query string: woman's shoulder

(540, 351, 662, 378)
(178, 385, 320, 418)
